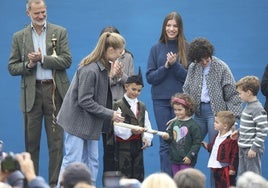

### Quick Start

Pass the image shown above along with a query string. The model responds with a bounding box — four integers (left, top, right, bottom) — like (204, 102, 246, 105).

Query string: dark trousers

(117, 139, 144, 182)
(212, 166, 236, 188)
(24, 83, 63, 187)
(102, 132, 116, 172)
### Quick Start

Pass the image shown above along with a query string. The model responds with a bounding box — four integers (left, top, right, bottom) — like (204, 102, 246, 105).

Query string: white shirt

(207, 130, 232, 168)
(201, 62, 211, 103)
(114, 94, 153, 146)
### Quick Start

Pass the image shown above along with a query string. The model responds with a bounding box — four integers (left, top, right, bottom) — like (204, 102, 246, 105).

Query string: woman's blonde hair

(79, 32, 125, 67)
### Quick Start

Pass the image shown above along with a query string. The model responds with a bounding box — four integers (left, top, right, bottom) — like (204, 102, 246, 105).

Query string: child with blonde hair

(202, 111, 238, 188)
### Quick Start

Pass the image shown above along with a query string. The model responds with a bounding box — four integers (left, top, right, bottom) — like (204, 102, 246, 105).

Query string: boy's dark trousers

(212, 166, 236, 188)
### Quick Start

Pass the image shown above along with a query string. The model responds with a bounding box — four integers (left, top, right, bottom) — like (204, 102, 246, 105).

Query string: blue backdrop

(1, 1, 268, 187)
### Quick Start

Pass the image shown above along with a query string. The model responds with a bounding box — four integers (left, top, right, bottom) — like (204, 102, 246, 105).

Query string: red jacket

(207, 135, 239, 171)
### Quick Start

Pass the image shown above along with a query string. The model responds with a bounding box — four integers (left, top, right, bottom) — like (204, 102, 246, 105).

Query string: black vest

(113, 97, 146, 128)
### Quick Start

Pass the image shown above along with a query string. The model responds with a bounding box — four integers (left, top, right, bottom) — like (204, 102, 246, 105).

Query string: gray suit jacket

(8, 23, 72, 112)
(57, 62, 114, 140)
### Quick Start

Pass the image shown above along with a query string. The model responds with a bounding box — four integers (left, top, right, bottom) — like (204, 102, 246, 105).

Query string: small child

(232, 76, 268, 175)
(113, 67, 153, 182)
(162, 93, 202, 175)
(202, 111, 239, 188)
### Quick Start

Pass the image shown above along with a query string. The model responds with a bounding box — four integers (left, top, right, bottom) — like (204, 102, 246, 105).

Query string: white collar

(218, 130, 232, 138)
(124, 94, 138, 104)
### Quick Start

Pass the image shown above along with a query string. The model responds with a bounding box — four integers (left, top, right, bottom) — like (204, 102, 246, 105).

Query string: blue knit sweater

(146, 40, 187, 100)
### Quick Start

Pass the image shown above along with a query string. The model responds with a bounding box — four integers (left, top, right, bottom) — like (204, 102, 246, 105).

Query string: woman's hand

(112, 111, 125, 123)
(165, 52, 177, 68)
(109, 60, 123, 79)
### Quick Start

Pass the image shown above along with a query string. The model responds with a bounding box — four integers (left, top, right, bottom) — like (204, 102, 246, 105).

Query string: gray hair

(26, 0, 46, 11)
(237, 171, 268, 188)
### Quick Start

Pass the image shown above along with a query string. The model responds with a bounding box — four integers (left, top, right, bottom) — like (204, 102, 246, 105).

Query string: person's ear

(247, 90, 253, 96)
(223, 124, 229, 130)
(124, 83, 128, 90)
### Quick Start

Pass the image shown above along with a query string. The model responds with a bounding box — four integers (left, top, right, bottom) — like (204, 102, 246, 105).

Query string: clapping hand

(109, 59, 123, 79)
(165, 52, 177, 68)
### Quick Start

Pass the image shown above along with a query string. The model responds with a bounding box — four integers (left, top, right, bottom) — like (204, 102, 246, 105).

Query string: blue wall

(1, 0, 268, 187)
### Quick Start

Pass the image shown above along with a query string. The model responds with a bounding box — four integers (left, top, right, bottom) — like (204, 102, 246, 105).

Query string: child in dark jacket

(202, 111, 239, 188)
(162, 93, 202, 175)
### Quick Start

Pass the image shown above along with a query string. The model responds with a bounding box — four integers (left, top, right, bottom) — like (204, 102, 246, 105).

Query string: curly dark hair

(171, 93, 195, 116)
(188, 38, 214, 63)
